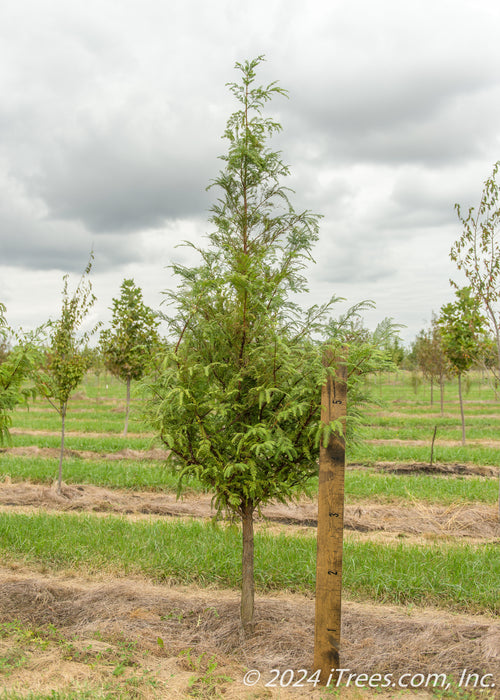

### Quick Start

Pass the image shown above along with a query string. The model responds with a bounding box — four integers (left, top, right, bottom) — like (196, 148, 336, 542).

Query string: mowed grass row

(10, 426, 500, 468)
(11, 412, 148, 435)
(353, 374, 500, 465)
(0, 454, 204, 492)
(0, 511, 498, 615)
(7, 432, 156, 453)
(12, 375, 500, 463)
(363, 423, 500, 441)
(12, 401, 148, 435)
(1, 454, 497, 505)
(350, 440, 500, 468)
(365, 370, 500, 403)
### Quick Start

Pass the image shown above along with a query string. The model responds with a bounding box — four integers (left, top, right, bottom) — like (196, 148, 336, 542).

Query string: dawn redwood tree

(437, 287, 485, 445)
(100, 279, 160, 435)
(36, 257, 98, 494)
(143, 57, 394, 637)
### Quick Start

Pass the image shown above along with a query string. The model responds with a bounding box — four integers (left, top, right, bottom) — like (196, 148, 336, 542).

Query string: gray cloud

(1, 0, 500, 344)
(31, 117, 215, 233)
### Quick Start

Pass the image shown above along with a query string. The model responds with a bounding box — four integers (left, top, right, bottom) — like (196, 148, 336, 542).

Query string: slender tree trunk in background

(458, 373, 466, 446)
(123, 376, 131, 437)
(240, 501, 255, 638)
(58, 402, 67, 495)
(430, 377, 434, 406)
(430, 425, 437, 467)
(440, 374, 444, 416)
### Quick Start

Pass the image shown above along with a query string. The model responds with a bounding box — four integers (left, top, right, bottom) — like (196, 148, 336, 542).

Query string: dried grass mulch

(0, 568, 498, 693)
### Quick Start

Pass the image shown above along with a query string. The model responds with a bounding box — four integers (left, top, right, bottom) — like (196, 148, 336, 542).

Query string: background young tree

(36, 258, 97, 494)
(415, 317, 449, 413)
(100, 279, 160, 435)
(437, 287, 485, 445)
(143, 57, 395, 637)
(451, 161, 500, 380)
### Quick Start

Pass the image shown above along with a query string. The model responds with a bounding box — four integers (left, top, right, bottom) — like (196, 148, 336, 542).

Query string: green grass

(364, 423, 500, 441)
(350, 441, 500, 468)
(8, 433, 156, 453)
(0, 454, 204, 492)
(343, 469, 497, 504)
(365, 412, 500, 428)
(365, 370, 500, 403)
(0, 511, 498, 615)
(11, 409, 149, 435)
(352, 371, 500, 466)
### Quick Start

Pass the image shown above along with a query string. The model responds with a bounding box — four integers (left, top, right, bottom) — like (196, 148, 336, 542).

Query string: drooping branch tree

(36, 257, 98, 493)
(451, 161, 500, 381)
(100, 279, 160, 435)
(143, 57, 394, 637)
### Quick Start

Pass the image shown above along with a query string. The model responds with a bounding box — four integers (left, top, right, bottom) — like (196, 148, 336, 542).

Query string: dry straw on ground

(0, 568, 498, 698)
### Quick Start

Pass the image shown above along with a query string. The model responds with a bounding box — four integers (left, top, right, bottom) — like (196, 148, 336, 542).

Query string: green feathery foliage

(142, 57, 395, 633)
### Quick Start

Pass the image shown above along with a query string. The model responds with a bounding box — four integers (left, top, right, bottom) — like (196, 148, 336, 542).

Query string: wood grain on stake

(313, 351, 347, 684)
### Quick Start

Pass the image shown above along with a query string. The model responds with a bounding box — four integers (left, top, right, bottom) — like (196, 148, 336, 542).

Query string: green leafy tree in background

(143, 57, 395, 636)
(451, 161, 500, 381)
(437, 287, 485, 445)
(36, 258, 98, 494)
(415, 316, 449, 413)
(0, 304, 38, 444)
(100, 279, 160, 435)
(82, 345, 106, 403)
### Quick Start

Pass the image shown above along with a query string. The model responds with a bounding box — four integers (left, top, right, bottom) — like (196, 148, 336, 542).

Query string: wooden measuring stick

(313, 352, 347, 685)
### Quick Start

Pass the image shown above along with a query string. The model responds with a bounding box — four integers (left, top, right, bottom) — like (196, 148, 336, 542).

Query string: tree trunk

(58, 402, 67, 495)
(240, 501, 255, 638)
(430, 377, 434, 405)
(458, 373, 466, 446)
(123, 376, 131, 437)
(430, 425, 437, 467)
(439, 374, 444, 416)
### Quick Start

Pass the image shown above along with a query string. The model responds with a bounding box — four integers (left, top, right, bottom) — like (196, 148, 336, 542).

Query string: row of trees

(407, 160, 500, 450)
(0, 57, 400, 637)
(0, 271, 161, 491)
(2, 56, 500, 633)
(411, 289, 486, 444)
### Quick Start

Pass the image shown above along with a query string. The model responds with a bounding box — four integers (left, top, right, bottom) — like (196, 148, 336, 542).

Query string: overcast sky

(1, 0, 499, 345)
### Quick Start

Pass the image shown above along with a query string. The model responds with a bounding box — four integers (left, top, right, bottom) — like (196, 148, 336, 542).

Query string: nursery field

(0, 371, 499, 699)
